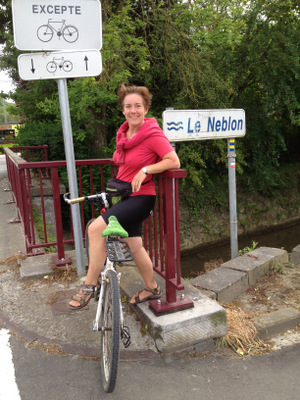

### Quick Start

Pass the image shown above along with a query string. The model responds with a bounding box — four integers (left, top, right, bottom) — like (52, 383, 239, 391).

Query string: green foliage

(0, 99, 17, 122)
(238, 241, 258, 256)
(0, 0, 299, 206)
(16, 121, 65, 160)
(270, 262, 295, 274)
(141, 323, 150, 335)
(0, 143, 14, 154)
(0, 0, 12, 45)
(32, 207, 56, 253)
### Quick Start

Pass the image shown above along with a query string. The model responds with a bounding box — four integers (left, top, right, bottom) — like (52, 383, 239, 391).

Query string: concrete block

(119, 266, 227, 353)
(19, 254, 54, 281)
(221, 256, 269, 286)
(140, 297, 227, 353)
(198, 288, 217, 300)
(253, 308, 300, 340)
(190, 267, 248, 303)
(290, 245, 300, 266)
(249, 247, 289, 266)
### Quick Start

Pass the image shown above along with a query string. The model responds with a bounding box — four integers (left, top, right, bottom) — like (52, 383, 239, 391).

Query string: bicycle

(64, 192, 133, 393)
(37, 19, 79, 43)
(46, 57, 73, 73)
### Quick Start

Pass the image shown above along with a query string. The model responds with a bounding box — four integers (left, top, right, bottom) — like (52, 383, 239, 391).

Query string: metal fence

(5, 145, 189, 312)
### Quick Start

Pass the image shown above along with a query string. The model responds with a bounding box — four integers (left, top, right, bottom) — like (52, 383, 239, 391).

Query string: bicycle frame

(47, 19, 67, 33)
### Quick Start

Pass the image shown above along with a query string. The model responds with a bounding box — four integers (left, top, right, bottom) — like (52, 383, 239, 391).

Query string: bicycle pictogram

(37, 19, 79, 43)
(46, 57, 73, 73)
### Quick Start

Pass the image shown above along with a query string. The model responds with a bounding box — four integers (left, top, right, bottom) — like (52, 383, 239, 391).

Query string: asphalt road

(1, 326, 299, 400)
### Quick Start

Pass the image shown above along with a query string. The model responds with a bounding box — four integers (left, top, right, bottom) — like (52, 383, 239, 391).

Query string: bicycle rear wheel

(100, 269, 120, 393)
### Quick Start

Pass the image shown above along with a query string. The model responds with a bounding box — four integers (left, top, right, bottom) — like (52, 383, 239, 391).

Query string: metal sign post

(227, 139, 238, 259)
(57, 78, 85, 276)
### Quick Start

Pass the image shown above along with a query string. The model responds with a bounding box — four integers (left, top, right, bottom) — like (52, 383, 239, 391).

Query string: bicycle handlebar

(63, 193, 85, 204)
(63, 192, 109, 209)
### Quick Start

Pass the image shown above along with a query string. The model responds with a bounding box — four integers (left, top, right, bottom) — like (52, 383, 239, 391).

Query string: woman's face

(122, 93, 148, 131)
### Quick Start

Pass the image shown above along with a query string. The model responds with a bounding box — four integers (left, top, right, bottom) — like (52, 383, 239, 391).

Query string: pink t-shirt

(113, 120, 174, 196)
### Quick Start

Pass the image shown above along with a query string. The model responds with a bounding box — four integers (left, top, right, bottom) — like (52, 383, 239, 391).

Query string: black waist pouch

(106, 178, 152, 205)
(106, 178, 132, 204)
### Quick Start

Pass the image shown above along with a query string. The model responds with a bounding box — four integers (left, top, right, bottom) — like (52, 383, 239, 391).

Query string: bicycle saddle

(102, 216, 129, 238)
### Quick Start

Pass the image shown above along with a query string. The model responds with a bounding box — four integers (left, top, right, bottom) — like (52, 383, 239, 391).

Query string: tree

(0, 98, 17, 122)
(0, 0, 11, 45)
(0, 0, 299, 198)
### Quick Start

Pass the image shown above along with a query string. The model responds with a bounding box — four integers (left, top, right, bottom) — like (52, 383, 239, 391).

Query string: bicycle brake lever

(100, 192, 109, 209)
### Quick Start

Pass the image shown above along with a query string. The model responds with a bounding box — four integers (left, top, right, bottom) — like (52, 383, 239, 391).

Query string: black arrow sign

(84, 56, 89, 71)
(31, 59, 35, 73)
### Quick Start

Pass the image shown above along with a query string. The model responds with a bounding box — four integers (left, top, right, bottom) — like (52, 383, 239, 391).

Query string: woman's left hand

(131, 169, 147, 193)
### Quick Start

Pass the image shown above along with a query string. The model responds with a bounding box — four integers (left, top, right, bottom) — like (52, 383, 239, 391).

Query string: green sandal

(68, 282, 100, 310)
(130, 286, 162, 305)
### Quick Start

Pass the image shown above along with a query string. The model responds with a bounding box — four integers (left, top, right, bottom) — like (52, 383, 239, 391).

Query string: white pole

(227, 138, 238, 259)
(57, 78, 85, 276)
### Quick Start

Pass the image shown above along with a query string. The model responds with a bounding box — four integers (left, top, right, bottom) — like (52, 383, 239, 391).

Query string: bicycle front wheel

(100, 269, 120, 393)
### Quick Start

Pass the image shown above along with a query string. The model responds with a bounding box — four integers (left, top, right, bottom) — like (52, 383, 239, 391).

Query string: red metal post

(149, 169, 193, 314)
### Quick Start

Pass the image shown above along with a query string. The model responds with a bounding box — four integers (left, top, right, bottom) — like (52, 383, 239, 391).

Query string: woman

(69, 84, 180, 309)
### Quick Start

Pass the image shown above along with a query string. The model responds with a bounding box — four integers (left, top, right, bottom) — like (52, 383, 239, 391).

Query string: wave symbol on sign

(167, 122, 183, 131)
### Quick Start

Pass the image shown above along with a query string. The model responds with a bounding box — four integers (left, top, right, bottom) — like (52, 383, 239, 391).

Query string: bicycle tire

(62, 25, 79, 43)
(37, 25, 54, 42)
(62, 60, 73, 72)
(46, 61, 57, 73)
(100, 269, 120, 393)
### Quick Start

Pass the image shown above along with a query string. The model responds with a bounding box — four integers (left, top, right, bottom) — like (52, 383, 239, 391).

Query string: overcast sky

(0, 69, 16, 94)
(0, 45, 16, 96)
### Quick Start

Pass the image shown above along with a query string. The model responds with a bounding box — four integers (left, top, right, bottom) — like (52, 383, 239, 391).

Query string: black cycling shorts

(102, 195, 156, 237)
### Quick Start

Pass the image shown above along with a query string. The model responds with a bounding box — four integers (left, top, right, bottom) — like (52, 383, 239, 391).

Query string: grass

(238, 241, 258, 256)
(216, 306, 271, 356)
(270, 262, 295, 274)
(32, 207, 56, 253)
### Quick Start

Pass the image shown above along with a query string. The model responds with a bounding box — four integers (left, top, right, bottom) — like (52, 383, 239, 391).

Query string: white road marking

(0, 329, 21, 400)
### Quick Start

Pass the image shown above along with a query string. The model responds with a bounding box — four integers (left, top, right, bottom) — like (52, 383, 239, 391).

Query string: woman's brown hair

(117, 84, 152, 110)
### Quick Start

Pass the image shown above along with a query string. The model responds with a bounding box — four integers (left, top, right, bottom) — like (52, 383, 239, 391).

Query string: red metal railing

(5, 146, 191, 312)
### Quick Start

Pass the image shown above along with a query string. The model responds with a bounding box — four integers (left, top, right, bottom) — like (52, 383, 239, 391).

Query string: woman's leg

(125, 237, 159, 304)
(69, 216, 107, 308)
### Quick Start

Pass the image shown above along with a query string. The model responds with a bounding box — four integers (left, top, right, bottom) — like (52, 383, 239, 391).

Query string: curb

(253, 308, 300, 340)
(0, 308, 160, 361)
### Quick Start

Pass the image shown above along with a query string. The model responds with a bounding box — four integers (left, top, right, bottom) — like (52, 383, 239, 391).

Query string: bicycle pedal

(121, 326, 131, 348)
